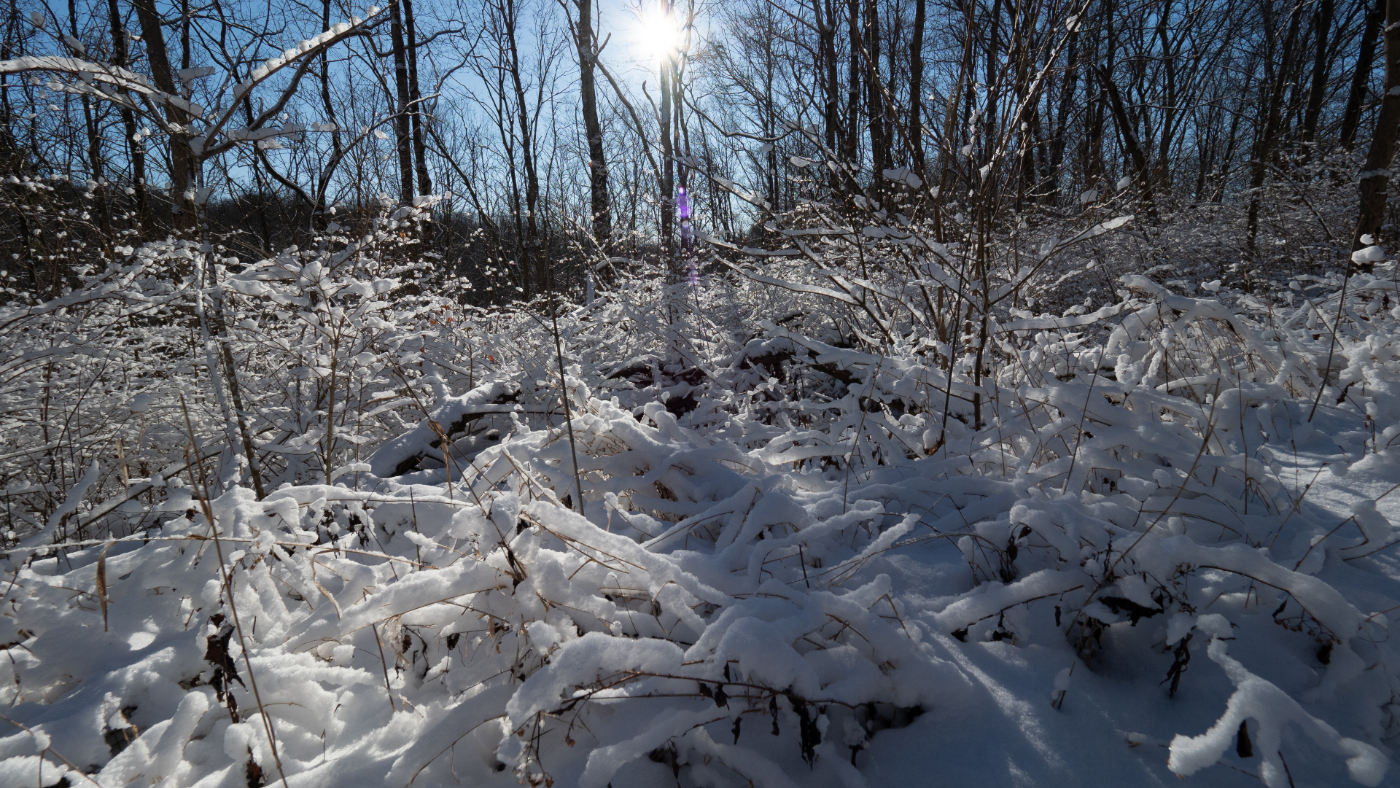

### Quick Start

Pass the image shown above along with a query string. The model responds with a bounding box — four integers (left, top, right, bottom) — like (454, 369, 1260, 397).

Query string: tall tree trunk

(864, 0, 885, 198)
(388, 0, 414, 204)
(1049, 29, 1078, 204)
(404, 0, 431, 196)
(816, 0, 840, 192)
(180, 0, 190, 70)
(574, 0, 611, 252)
(1097, 2, 1118, 184)
(1156, 0, 1177, 186)
(1012, 14, 1035, 208)
(1302, 0, 1336, 145)
(1083, 9, 1113, 192)
(315, 0, 346, 227)
(1100, 67, 1155, 214)
(935, 11, 972, 244)
(70, 0, 110, 238)
(1354, 0, 1400, 249)
(110, 0, 147, 229)
(504, 0, 542, 292)
(763, 28, 778, 211)
(844, 0, 861, 175)
(132, 0, 197, 234)
(1213, 66, 1255, 201)
(1195, 112, 1215, 199)
(1280, 18, 1313, 145)
(660, 35, 675, 276)
(0, 8, 19, 174)
(674, 51, 688, 210)
(499, 69, 530, 296)
(1342, 0, 1384, 149)
(1246, 0, 1303, 252)
(982, 0, 1002, 168)
(908, 0, 926, 175)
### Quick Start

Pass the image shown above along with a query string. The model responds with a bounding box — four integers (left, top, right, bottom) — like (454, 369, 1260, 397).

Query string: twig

(547, 300, 587, 519)
(1309, 255, 1357, 421)
(0, 712, 102, 786)
(179, 395, 289, 788)
(372, 623, 397, 714)
(844, 356, 885, 514)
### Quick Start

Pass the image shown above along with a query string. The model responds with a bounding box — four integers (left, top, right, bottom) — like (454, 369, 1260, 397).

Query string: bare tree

(566, 0, 611, 254)
(132, 0, 198, 233)
(1342, 0, 1384, 149)
(1354, 0, 1400, 249)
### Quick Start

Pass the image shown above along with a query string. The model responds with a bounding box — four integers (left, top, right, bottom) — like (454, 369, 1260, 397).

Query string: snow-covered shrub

(2, 217, 1399, 787)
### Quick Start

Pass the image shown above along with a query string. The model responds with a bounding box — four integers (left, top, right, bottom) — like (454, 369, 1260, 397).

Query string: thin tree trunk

(180, 0, 190, 70)
(844, 0, 861, 175)
(1100, 66, 1155, 214)
(1156, 0, 1177, 186)
(908, 0, 926, 175)
(315, 0, 345, 227)
(404, 0, 431, 196)
(1013, 16, 1035, 208)
(575, 0, 611, 253)
(1354, 0, 1400, 250)
(982, 0, 1001, 169)
(865, 0, 886, 199)
(1195, 103, 1217, 198)
(1084, 68, 1107, 186)
(660, 36, 675, 275)
(1080, 1, 1118, 191)
(503, 0, 542, 293)
(1213, 67, 1255, 201)
(70, 0, 110, 238)
(0, 7, 19, 174)
(1342, 0, 1384, 149)
(132, 0, 196, 234)
(1246, 0, 1303, 252)
(764, 30, 778, 211)
(388, 0, 414, 204)
(935, 16, 972, 244)
(816, 0, 840, 193)
(1302, 0, 1336, 144)
(1049, 30, 1078, 204)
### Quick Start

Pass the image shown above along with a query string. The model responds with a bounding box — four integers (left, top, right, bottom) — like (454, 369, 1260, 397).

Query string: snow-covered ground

(4, 240, 1400, 788)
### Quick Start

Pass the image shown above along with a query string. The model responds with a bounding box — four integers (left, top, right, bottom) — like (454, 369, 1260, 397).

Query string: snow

(18, 461, 99, 549)
(1168, 638, 1387, 787)
(3, 209, 1400, 788)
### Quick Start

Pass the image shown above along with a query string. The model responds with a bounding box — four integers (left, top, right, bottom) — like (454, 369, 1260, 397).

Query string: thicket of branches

(1, 0, 1398, 298)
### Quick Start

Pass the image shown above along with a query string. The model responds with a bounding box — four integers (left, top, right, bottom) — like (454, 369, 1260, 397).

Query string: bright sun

(636, 4, 682, 62)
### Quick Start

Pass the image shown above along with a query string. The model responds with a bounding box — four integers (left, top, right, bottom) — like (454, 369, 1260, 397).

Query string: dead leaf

(97, 541, 113, 632)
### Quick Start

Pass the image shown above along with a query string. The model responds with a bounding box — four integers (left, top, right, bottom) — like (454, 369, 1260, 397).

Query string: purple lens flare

(678, 185, 697, 286)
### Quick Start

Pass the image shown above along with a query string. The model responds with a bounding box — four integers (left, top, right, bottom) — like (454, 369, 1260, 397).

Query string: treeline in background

(2, 0, 1398, 305)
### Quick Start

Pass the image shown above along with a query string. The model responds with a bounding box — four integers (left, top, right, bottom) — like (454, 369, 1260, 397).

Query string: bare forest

(4, 0, 1400, 786)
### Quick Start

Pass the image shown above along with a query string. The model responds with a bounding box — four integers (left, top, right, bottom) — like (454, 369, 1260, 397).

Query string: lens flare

(636, 5, 682, 62)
